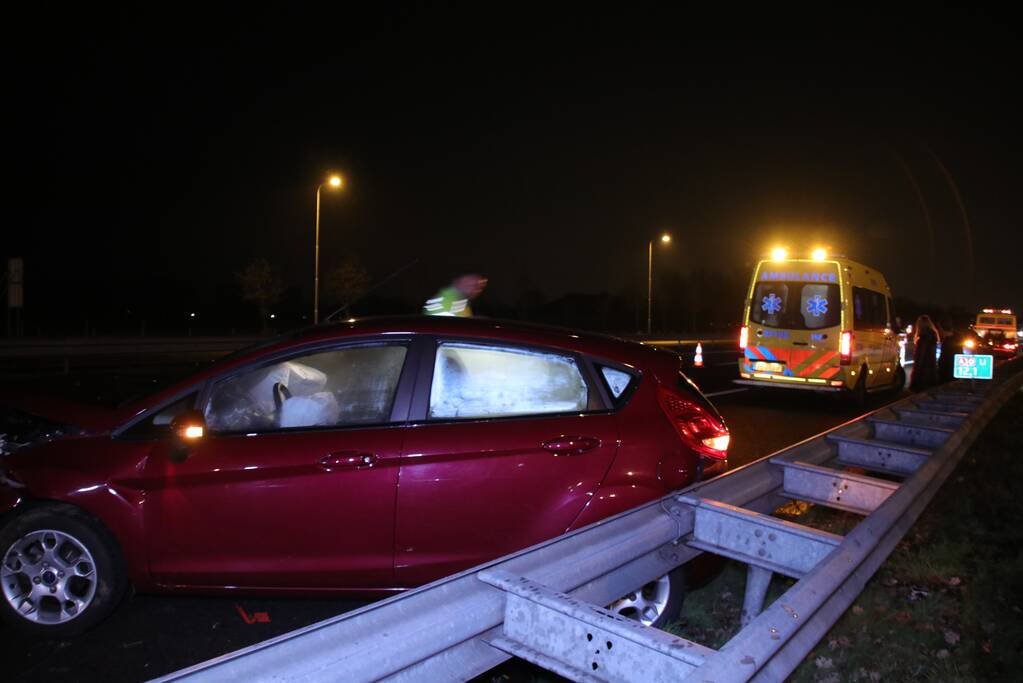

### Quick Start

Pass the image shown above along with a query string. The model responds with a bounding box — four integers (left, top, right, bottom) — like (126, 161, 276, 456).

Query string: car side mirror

(168, 410, 207, 462)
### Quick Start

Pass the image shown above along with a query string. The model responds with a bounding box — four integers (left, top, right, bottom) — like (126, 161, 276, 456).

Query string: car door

(144, 340, 415, 590)
(394, 339, 619, 586)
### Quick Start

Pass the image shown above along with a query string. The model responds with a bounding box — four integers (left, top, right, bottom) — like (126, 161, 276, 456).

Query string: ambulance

(735, 248, 903, 401)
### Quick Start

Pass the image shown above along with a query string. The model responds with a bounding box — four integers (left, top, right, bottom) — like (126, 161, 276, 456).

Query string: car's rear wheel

(0, 504, 127, 636)
(607, 567, 686, 628)
(849, 366, 868, 407)
(891, 364, 907, 394)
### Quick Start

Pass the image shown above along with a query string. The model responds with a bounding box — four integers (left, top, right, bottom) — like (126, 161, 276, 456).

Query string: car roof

(117, 316, 675, 422)
(250, 315, 667, 366)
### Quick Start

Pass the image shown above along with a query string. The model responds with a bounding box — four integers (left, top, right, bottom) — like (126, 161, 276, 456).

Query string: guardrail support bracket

(480, 570, 714, 683)
(829, 434, 931, 476)
(680, 497, 842, 579)
(779, 461, 900, 516)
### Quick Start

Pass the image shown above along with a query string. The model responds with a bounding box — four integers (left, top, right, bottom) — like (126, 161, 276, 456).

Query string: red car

(0, 317, 728, 635)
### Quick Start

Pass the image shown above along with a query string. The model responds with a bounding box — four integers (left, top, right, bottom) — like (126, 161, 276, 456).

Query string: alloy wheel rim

(607, 573, 672, 626)
(2, 529, 98, 625)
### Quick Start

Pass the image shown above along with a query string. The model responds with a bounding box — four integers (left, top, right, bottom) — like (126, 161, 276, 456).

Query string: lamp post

(647, 233, 671, 334)
(314, 174, 344, 324)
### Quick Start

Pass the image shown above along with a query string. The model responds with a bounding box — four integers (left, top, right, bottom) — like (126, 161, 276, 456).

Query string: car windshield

(749, 282, 841, 330)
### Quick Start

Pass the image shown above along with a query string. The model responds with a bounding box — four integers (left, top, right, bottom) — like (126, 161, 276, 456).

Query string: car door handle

(542, 436, 601, 456)
(318, 452, 377, 470)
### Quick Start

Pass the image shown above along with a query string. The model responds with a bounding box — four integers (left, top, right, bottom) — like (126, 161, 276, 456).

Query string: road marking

(704, 387, 749, 398)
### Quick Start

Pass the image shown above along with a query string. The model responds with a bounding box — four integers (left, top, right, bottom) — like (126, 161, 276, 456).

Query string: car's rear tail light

(840, 330, 853, 365)
(739, 325, 748, 350)
(657, 387, 730, 459)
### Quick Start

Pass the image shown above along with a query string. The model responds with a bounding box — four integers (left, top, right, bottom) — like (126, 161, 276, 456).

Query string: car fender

(5, 437, 153, 588)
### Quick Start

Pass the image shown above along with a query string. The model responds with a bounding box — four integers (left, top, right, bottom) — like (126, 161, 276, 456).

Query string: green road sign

(953, 354, 993, 380)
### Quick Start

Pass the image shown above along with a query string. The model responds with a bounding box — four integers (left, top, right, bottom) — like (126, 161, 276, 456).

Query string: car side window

(600, 366, 633, 399)
(204, 344, 408, 433)
(428, 342, 590, 420)
(853, 287, 886, 331)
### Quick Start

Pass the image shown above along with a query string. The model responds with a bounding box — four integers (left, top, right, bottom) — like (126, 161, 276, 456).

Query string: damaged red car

(0, 317, 728, 635)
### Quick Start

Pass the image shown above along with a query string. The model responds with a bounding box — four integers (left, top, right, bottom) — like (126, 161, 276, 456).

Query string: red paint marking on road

(235, 604, 271, 624)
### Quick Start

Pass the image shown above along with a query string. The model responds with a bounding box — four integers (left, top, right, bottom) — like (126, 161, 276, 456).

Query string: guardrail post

(741, 565, 773, 627)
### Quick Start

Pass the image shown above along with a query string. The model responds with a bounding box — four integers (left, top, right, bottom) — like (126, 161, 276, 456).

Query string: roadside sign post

(953, 353, 993, 393)
(6, 257, 23, 337)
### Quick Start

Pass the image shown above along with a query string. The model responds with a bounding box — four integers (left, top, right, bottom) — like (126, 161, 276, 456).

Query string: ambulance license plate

(754, 361, 784, 373)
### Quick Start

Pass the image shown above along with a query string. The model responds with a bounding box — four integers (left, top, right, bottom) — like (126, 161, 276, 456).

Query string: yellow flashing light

(183, 425, 205, 439)
(811, 247, 827, 261)
(771, 247, 788, 261)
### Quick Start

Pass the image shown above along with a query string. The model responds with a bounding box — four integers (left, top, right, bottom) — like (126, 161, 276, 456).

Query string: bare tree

(325, 255, 370, 316)
(236, 258, 284, 332)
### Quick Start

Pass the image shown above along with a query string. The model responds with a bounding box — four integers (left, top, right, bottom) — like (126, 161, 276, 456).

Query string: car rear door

(394, 339, 618, 586)
(144, 340, 417, 590)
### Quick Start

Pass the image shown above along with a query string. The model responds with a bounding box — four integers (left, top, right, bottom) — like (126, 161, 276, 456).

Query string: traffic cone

(694, 342, 704, 367)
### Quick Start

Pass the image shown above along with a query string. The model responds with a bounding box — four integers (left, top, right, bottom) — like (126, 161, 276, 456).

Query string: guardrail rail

(154, 362, 1022, 683)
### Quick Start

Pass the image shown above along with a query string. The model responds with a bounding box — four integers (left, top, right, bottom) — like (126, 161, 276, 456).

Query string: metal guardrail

(0, 336, 267, 378)
(0, 336, 265, 358)
(153, 363, 1022, 683)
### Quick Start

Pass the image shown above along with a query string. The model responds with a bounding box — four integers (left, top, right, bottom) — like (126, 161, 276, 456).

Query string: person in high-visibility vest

(423, 274, 488, 317)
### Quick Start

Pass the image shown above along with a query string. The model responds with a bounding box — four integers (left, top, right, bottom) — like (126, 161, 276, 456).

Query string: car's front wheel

(607, 567, 686, 628)
(0, 504, 127, 636)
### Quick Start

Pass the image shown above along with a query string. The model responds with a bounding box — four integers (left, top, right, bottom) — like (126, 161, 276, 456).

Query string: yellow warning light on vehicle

(183, 425, 205, 439)
(811, 247, 827, 261)
(771, 247, 788, 261)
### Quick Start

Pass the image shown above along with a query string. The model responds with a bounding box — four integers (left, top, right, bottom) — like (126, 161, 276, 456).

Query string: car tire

(0, 503, 127, 637)
(850, 366, 868, 407)
(891, 364, 906, 394)
(607, 566, 687, 628)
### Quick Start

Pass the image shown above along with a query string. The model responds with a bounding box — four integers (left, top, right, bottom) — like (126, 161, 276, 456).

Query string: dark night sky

(8, 6, 1021, 329)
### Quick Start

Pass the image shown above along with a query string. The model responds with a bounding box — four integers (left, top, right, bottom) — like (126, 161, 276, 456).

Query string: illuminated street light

(647, 233, 672, 335)
(314, 174, 345, 324)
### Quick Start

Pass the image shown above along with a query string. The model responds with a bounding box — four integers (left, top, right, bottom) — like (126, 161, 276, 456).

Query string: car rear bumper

(733, 378, 845, 393)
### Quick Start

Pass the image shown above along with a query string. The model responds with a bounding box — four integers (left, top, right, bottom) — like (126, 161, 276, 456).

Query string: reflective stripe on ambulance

(745, 346, 840, 379)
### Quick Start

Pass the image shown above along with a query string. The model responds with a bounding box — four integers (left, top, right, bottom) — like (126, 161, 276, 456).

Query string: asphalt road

(2, 346, 909, 682)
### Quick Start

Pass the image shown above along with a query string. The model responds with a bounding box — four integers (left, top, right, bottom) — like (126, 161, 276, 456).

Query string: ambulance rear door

(744, 261, 843, 385)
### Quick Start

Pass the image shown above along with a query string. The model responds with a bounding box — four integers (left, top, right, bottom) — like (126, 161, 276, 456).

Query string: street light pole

(314, 174, 343, 325)
(647, 240, 653, 335)
(314, 183, 322, 325)
(647, 233, 671, 335)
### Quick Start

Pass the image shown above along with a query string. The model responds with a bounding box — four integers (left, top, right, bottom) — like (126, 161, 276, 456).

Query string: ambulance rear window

(750, 282, 840, 330)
